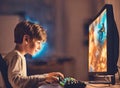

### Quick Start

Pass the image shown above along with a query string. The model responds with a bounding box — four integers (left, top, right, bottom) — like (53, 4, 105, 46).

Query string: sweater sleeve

(7, 54, 47, 88)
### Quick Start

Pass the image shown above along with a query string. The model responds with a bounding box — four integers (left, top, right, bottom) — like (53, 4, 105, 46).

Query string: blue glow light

(32, 42, 48, 59)
(95, 10, 107, 45)
(25, 15, 39, 24)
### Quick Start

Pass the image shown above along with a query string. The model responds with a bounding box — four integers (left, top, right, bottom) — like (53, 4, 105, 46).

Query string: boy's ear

(23, 35, 30, 43)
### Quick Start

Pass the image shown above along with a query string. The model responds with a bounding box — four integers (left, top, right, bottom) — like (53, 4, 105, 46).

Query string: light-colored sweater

(4, 50, 47, 88)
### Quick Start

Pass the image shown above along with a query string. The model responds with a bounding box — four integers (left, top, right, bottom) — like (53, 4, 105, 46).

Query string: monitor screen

(89, 9, 107, 73)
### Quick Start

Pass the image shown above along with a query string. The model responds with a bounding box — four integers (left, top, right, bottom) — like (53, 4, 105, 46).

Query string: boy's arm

(7, 55, 47, 88)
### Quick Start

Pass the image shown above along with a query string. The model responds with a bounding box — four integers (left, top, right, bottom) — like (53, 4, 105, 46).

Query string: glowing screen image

(89, 9, 107, 72)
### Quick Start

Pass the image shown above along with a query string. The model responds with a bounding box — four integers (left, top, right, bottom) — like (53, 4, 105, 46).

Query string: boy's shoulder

(4, 50, 22, 61)
(5, 50, 19, 57)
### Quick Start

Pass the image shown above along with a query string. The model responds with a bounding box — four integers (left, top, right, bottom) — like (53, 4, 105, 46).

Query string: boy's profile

(3, 21, 64, 88)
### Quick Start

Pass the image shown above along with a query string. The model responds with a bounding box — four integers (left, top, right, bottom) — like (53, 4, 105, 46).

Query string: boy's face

(27, 39, 42, 55)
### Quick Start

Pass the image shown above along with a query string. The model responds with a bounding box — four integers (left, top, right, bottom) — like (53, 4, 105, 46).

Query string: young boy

(4, 21, 64, 88)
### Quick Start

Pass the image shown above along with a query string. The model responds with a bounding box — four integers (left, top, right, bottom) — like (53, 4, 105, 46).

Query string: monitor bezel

(88, 4, 118, 76)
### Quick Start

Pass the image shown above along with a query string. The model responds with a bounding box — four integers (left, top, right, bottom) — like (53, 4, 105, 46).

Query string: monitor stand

(88, 74, 115, 85)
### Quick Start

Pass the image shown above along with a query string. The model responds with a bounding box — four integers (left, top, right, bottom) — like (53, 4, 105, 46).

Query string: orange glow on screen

(89, 9, 107, 72)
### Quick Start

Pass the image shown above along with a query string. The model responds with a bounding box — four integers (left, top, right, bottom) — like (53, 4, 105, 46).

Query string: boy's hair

(14, 21, 47, 44)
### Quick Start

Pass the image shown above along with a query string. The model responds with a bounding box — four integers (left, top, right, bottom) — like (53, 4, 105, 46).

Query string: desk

(38, 84, 120, 88)
(38, 83, 120, 88)
(86, 84, 120, 88)
(38, 84, 63, 88)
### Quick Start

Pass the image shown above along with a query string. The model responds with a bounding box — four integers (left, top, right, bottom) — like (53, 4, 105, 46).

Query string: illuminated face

(27, 39, 42, 55)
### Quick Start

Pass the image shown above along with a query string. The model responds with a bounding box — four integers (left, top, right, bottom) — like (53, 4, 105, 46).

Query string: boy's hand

(45, 72, 64, 84)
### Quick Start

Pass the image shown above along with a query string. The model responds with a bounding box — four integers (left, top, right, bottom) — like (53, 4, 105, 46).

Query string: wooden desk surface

(38, 83, 120, 88)
(86, 84, 120, 88)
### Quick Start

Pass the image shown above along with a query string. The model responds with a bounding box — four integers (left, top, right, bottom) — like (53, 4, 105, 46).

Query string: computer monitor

(88, 4, 119, 75)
